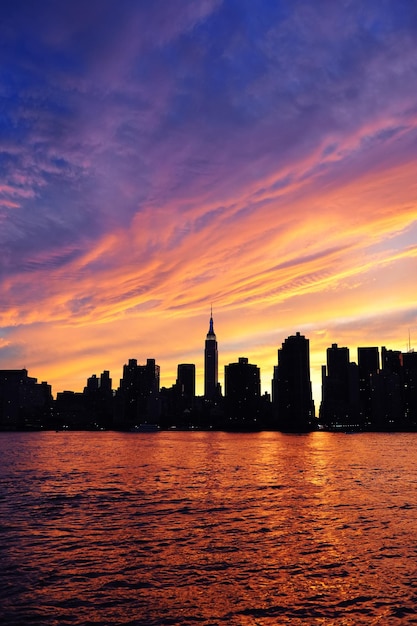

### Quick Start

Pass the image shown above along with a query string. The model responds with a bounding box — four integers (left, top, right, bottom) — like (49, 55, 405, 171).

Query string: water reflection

(1, 431, 417, 624)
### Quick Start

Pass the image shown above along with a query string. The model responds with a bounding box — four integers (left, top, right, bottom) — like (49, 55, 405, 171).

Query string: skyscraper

(272, 332, 315, 431)
(358, 347, 379, 423)
(401, 350, 417, 424)
(117, 358, 160, 425)
(319, 343, 360, 428)
(177, 364, 196, 401)
(204, 309, 218, 400)
(225, 357, 260, 422)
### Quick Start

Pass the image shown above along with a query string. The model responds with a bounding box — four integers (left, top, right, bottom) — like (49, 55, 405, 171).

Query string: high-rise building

(177, 364, 195, 401)
(117, 358, 160, 425)
(319, 344, 360, 428)
(0, 369, 52, 429)
(401, 351, 417, 424)
(358, 347, 379, 375)
(358, 347, 379, 423)
(272, 332, 315, 431)
(204, 309, 218, 400)
(225, 357, 260, 423)
(83, 370, 114, 429)
(381, 347, 402, 375)
(374, 348, 404, 427)
(100, 370, 112, 394)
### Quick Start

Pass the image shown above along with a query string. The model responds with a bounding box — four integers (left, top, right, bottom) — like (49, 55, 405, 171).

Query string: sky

(1, 0, 417, 405)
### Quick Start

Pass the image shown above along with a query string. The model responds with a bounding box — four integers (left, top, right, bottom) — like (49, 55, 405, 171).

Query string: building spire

(204, 305, 218, 399)
(208, 306, 215, 336)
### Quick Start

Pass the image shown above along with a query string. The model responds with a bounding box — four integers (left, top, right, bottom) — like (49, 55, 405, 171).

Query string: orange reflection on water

(3, 431, 417, 624)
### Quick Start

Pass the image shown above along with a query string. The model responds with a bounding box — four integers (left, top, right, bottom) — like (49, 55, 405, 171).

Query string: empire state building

(204, 310, 218, 400)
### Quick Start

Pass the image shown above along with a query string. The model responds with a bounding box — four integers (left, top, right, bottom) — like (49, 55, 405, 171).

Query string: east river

(1, 431, 417, 625)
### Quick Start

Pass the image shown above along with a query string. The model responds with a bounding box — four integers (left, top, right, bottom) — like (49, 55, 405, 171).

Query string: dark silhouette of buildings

(358, 347, 379, 424)
(0, 369, 52, 430)
(1, 317, 417, 432)
(272, 332, 316, 431)
(401, 350, 417, 424)
(158, 364, 197, 428)
(319, 344, 417, 430)
(177, 364, 195, 403)
(114, 358, 160, 428)
(319, 344, 360, 429)
(83, 370, 114, 428)
(54, 370, 114, 430)
(55, 390, 87, 429)
(204, 309, 219, 400)
(371, 347, 403, 428)
(224, 357, 261, 428)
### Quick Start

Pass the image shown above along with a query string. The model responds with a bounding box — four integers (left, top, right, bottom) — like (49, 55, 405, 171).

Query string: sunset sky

(1, 0, 417, 405)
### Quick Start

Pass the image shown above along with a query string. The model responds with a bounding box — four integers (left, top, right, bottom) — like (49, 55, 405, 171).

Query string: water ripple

(1, 431, 417, 625)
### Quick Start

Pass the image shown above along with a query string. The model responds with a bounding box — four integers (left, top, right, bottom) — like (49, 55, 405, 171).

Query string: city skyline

(1, 1, 417, 405)
(2, 318, 416, 432)
(1, 310, 414, 407)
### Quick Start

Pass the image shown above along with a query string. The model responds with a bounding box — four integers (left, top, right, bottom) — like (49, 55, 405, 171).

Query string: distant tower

(272, 332, 315, 431)
(204, 308, 218, 400)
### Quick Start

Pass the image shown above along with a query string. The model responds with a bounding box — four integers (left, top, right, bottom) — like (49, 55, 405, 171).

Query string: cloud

(2, 0, 417, 400)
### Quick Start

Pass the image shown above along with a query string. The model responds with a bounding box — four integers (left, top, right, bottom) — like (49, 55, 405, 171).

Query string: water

(1, 431, 417, 625)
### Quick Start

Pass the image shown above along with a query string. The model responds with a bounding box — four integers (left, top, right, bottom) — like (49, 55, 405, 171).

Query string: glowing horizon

(1, 1, 417, 406)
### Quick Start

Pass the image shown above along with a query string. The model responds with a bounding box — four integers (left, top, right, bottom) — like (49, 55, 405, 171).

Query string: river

(1, 431, 416, 625)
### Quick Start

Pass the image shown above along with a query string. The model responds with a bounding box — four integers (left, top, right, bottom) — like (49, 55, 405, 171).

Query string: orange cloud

(2, 112, 417, 409)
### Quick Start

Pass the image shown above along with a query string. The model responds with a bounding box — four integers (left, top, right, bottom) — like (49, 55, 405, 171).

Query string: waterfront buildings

(0, 369, 52, 430)
(320, 344, 417, 430)
(1, 316, 417, 431)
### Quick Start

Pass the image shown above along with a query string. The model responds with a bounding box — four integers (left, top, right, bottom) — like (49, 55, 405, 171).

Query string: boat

(130, 423, 160, 432)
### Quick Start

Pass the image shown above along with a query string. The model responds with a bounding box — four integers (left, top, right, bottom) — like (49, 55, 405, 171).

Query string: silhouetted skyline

(1, 312, 416, 432)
